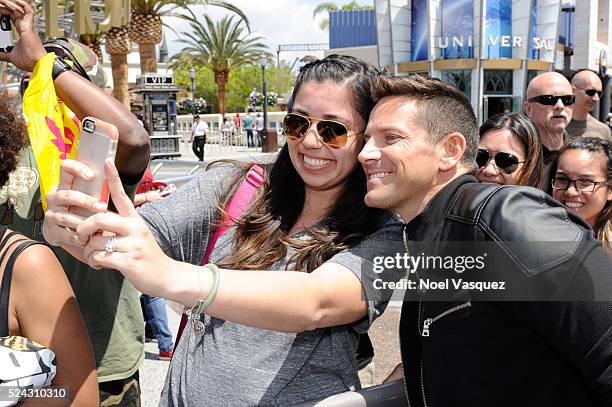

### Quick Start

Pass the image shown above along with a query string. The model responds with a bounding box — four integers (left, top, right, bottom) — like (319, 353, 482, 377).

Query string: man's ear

(524, 101, 532, 116)
(438, 132, 466, 172)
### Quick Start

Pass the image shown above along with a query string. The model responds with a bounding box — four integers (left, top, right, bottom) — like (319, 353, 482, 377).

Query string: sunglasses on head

(476, 149, 525, 175)
(527, 94, 575, 106)
(283, 112, 355, 148)
(578, 87, 603, 97)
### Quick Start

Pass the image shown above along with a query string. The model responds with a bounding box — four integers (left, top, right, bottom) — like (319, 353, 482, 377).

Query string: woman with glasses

(43, 55, 392, 405)
(552, 137, 612, 250)
(476, 112, 543, 187)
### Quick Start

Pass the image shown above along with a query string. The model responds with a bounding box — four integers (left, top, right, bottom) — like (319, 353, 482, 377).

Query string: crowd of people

(0, 0, 611, 406)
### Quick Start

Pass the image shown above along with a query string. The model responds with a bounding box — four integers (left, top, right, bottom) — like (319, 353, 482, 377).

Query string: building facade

(372, 0, 610, 122)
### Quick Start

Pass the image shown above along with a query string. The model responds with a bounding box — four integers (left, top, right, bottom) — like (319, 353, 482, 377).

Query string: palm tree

(105, 25, 132, 107)
(128, 0, 251, 74)
(312, 1, 373, 30)
(79, 32, 105, 63)
(171, 14, 269, 115)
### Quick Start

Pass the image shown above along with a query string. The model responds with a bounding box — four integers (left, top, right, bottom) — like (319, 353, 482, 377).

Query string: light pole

(259, 53, 268, 150)
(189, 67, 196, 118)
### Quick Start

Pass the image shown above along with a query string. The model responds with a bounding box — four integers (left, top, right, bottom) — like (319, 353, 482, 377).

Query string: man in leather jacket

(358, 75, 612, 406)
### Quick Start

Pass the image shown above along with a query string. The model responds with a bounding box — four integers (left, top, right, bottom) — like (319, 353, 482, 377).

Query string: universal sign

(43, 0, 130, 38)
(437, 35, 555, 50)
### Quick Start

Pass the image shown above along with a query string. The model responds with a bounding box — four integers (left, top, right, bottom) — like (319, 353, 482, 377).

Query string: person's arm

(0, 0, 149, 177)
(13, 243, 98, 406)
(76, 160, 368, 333)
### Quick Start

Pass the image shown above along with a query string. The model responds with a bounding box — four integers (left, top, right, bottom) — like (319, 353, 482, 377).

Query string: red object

(137, 168, 155, 194)
(174, 164, 265, 349)
(158, 350, 173, 360)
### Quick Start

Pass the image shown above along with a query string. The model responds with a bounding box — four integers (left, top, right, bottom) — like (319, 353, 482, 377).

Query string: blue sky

(162, 0, 368, 66)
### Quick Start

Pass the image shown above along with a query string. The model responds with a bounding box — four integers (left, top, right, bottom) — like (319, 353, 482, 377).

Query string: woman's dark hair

(479, 113, 543, 187)
(216, 54, 384, 272)
(0, 93, 28, 188)
(559, 137, 611, 244)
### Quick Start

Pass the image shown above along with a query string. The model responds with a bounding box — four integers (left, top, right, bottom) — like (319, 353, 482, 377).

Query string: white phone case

(0, 16, 13, 53)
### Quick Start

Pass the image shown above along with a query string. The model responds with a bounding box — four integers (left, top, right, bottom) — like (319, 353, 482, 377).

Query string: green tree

(128, 0, 251, 74)
(312, 1, 373, 30)
(174, 63, 295, 113)
(170, 14, 270, 115)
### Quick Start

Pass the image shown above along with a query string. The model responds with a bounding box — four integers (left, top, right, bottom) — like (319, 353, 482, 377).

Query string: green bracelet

(195, 263, 220, 315)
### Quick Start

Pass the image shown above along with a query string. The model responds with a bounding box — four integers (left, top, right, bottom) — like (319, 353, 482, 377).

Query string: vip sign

(43, 0, 130, 38)
(437, 35, 555, 51)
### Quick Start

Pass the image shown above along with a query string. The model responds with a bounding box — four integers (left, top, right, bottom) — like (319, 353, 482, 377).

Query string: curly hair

(0, 93, 28, 188)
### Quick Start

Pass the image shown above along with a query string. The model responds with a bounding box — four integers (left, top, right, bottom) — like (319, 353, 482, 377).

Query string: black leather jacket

(399, 175, 612, 407)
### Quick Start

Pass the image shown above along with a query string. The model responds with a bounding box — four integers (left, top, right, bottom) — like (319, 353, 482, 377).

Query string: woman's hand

(77, 159, 176, 297)
(0, 0, 47, 72)
(43, 160, 108, 249)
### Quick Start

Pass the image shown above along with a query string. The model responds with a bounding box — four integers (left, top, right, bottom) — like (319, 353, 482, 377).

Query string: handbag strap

(0, 232, 45, 337)
(200, 164, 265, 265)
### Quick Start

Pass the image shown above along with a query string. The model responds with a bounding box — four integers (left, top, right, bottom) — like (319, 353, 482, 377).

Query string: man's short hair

(194, 114, 200, 119)
(370, 75, 479, 167)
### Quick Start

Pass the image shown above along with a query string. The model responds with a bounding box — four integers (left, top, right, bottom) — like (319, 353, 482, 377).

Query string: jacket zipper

(401, 224, 412, 407)
(422, 302, 472, 337)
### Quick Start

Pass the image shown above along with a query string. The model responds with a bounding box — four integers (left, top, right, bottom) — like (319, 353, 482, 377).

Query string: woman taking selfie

(476, 112, 543, 187)
(44, 55, 393, 405)
(553, 137, 611, 250)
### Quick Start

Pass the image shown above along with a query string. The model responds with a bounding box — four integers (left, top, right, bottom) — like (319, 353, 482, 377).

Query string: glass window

(441, 70, 472, 101)
(484, 70, 513, 94)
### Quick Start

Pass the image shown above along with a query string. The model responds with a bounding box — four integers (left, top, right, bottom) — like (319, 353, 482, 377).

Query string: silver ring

(105, 236, 117, 254)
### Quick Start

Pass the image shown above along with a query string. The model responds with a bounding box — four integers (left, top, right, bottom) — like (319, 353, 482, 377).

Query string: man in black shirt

(524, 72, 574, 194)
(360, 75, 611, 406)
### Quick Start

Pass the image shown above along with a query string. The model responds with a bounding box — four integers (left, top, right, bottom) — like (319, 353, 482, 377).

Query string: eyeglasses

(576, 87, 603, 97)
(283, 112, 357, 148)
(551, 176, 609, 192)
(476, 149, 525, 174)
(526, 95, 575, 106)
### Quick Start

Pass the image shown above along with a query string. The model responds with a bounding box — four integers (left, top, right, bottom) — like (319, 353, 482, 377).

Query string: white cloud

(163, 0, 330, 66)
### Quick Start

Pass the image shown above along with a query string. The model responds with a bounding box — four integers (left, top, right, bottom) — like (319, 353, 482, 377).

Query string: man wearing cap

(567, 70, 612, 142)
(0, 9, 148, 406)
(524, 72, 574, 193)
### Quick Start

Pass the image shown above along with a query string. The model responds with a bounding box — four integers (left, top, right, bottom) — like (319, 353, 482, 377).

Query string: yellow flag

(23, 53, 81, 210)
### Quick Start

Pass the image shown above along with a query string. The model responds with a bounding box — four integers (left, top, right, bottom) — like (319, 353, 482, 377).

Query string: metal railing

(293, 381, 408, 407)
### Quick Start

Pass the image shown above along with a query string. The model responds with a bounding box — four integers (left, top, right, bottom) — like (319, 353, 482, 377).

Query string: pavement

(139, 142, 402, 406)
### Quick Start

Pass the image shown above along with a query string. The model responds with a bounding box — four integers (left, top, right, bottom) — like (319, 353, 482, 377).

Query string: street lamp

(189, 67, 196, 117)
(259, 53, 268, 150)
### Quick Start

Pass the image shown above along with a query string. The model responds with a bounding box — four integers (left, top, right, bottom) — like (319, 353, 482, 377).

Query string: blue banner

(440, 0, 474, 59)
(411, 0, 428, 61)
(485, 0, 512, 58)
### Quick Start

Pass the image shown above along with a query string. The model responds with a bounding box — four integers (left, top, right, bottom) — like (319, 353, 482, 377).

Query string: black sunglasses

(476, 149, 525, 175)
(578, 87, 603, 97)
(527, 95, 575, 106)
(283, 113, 354, 148)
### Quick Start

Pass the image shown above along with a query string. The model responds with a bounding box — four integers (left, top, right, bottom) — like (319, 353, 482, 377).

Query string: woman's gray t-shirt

(138, 164, 393, 406)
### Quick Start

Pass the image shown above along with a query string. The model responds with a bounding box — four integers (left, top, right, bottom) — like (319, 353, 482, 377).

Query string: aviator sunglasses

(526, 94, 575, 106)
(283, 112, 357, 148)
(477, 149, 525, 174)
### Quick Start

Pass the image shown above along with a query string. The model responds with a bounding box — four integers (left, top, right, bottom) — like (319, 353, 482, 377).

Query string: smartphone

(71, 117, 118, 217)
(0, 16, 13, 53)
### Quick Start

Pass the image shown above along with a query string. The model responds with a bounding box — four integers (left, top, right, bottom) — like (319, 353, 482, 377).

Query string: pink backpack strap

(175, 164, 265, 347)
(201, 164, 265, 265)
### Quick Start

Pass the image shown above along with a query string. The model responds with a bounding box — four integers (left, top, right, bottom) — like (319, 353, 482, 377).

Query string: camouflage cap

(43, 37, 107, 89)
